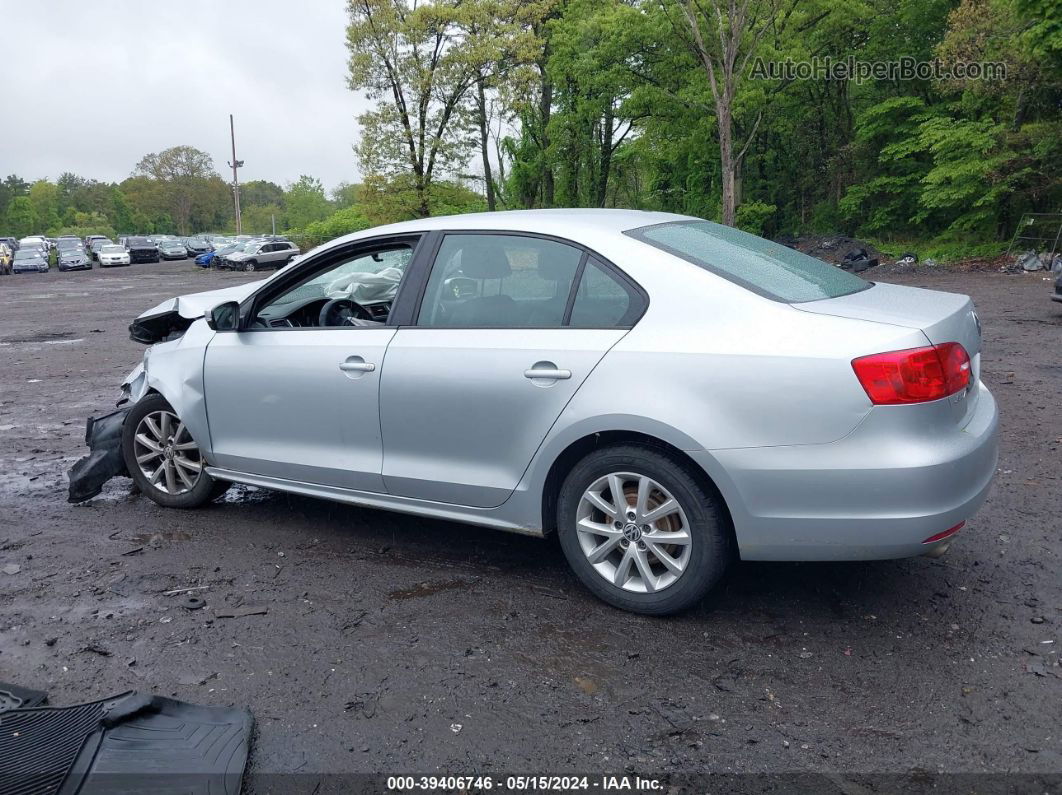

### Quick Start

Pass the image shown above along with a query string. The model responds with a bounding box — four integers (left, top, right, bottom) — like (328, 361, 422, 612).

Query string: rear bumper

(697, 383, 999, 561)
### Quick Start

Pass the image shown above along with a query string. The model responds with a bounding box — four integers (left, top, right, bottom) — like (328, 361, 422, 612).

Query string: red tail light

(852, 342, 971, 405)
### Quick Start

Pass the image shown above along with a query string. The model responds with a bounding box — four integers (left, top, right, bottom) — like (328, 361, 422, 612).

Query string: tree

(134, 145, 219, 234)
(346, 0, 482, 216)
(240, 180, 286, 208)
(28, 180, 61, 233)
(284, 175, 332, 230)
(5, 197, 35, 237)
(0, 174, 29, 222)
(666, 0, 797, 226)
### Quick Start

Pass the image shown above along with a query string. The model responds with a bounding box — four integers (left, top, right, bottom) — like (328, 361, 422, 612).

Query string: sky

(0, 0, 370, 193)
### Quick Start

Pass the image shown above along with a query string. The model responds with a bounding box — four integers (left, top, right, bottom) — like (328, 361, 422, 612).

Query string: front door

(203, 240, 418, 491)
(380, 233, 641, 508)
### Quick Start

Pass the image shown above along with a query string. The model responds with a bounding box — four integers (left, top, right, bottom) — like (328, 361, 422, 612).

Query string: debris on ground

(67, 408, 130, 503)
(2, 563, 21, 575)
(215, 605, 269, 619)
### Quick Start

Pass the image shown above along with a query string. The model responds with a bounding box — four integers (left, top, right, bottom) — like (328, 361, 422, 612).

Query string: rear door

(379, 233, 646, 508)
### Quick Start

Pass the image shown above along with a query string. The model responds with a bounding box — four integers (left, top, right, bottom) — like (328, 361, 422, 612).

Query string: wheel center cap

(164, 446, 173, 459)
(622, 523, 642, 542)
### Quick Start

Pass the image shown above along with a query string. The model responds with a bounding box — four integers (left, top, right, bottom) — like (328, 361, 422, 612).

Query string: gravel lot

(0, 260, 1059, 784)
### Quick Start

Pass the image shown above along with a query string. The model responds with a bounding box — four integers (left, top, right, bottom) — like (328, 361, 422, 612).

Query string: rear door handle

(524, 367, 571, 380)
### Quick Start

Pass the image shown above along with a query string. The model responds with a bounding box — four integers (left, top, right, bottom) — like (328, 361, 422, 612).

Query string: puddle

(388, 578, 474, 601)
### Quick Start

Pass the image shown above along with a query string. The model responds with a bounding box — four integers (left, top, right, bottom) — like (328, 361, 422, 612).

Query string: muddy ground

(0, 260, 1059, 785)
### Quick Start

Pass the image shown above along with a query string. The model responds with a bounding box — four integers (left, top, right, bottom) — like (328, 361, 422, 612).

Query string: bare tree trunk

(597, 104, 615, 207)
(538, 55, 555, 206)
(476, 77, 496, 211)
(718, 109, 736, 226)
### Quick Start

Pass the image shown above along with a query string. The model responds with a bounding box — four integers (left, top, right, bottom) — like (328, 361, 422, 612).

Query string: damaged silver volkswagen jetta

(70, 210, 999, 614)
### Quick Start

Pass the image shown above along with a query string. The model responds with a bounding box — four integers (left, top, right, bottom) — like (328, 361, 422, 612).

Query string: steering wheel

(319, 298, 374, 327)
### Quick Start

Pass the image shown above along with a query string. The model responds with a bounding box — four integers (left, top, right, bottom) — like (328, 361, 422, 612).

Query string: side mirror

(206, 301, 241, 331)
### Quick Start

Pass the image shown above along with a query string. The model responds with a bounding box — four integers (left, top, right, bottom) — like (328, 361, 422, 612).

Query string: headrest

(459, 238, 512, 279)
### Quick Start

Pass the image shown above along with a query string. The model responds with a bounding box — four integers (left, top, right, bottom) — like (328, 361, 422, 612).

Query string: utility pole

(227, 114, 244, 235)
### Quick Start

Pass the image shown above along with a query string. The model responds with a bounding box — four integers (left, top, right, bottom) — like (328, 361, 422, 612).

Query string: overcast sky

(0, 0, 370, 192)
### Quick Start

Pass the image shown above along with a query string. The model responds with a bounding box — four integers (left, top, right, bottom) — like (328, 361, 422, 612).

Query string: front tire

(556, 444, 731, 615)
(243, 260, 257, 272)
(121, 394, 227, 509)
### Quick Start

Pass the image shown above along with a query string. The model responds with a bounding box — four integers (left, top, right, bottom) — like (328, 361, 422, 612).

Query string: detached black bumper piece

(0, 691, 253, 795)
(67, 408, 131, 503)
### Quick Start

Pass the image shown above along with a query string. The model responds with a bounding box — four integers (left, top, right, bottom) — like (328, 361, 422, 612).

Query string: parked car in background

(56, 237, 84, 252)
(183, 238, 212, 257)
(213, 239, 260, 270)
(158, 240, 188, 260)
(104, 209, 998, 615)
(57, 248, 93, 271)
(223, 238, 300, 272)
(0, 242, 12, 274)
(0, 236, 18, 252)
(19, 236, 48, 255)
(89, 238, 114, 261)
(12, 248, 48, 273)
(126, 237, 159, 263)
(84, 234, 109, 250)
(98, 244, 131, 268)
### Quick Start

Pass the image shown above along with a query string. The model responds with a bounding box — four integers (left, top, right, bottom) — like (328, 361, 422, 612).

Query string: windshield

(102, 245, 124, 253)
(626, 220, 869, 303)
(14, 250, 41, 259)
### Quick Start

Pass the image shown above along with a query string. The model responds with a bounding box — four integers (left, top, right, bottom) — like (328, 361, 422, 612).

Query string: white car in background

(99, 244, 131, 268)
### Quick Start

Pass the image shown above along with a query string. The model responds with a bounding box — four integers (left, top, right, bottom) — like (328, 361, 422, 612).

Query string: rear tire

(121, 394, 224, 509)
(556, 444, 731, 615)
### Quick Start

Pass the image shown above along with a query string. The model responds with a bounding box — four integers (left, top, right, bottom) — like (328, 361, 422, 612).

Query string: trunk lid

(795, 282, 983, 424)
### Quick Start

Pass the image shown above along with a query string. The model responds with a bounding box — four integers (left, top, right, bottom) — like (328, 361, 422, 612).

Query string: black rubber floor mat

(0, 682, 48, 713)
(0, 692, 252, 795)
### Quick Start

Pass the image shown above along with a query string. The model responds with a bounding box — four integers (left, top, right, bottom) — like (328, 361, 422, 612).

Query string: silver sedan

(93, 210, 998, 614)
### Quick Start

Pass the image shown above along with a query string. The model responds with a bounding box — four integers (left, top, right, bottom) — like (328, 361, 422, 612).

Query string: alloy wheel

(575, 472, 692, 594)
(132, 410, 203, 495)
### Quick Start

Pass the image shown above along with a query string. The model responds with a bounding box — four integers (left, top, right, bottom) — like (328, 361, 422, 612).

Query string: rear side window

(569, 257, 641, 328)
(627, 220, 869, 303)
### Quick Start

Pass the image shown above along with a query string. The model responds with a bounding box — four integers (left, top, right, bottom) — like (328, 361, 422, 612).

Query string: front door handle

(524, 365, 571, 381)
(339, 356, 375, 376)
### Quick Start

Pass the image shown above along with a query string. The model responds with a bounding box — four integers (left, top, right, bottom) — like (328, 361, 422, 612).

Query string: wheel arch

(538, 429, 737, 549)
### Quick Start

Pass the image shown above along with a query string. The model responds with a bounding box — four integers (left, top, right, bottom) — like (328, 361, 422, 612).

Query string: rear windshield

(626, 220, 869, 303)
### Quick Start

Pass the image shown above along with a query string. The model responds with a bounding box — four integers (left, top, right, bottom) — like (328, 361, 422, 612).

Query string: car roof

(321, 208, 692, 251)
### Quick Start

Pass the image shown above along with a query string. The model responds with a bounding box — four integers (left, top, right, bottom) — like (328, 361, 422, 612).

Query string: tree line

(3, 0, 1056, 258)
(346, 0, 1061, 256)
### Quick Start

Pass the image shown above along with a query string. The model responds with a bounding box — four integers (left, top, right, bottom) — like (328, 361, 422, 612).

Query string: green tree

(134, 145, 220, 234)
(284, 175, 332, 229)
(347, 0, 483, 216)
(5, 196, 35, 237)
(28, 180, 61, 233)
